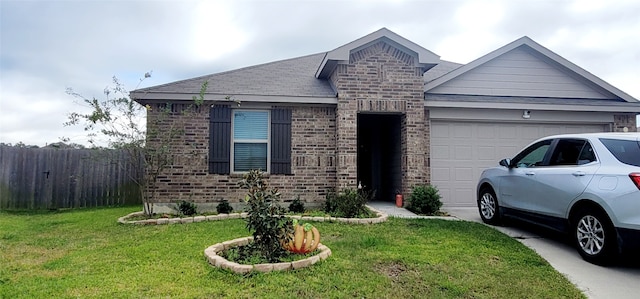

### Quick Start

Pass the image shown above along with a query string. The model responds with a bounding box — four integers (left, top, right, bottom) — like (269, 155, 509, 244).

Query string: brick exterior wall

(329, 41, 429, 195)
(145, 103, 336, 210)
(144, 38, 635, 212)
(423, 109, 431, 184)
(145, 40, 431, 211)
(613, 114, 638, 132)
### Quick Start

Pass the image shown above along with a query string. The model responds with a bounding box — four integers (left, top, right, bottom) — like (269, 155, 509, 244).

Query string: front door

(357, 113, 402, 202)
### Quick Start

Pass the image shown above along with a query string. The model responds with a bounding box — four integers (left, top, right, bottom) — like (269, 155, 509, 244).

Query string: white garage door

(430, 121, 608, 207)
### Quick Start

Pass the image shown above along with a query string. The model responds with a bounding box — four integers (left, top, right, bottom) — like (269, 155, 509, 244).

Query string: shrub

(177, 200, 197, 216)
(216, 199, 233, 214)
(407, 185, 442, 215)
(324, 188, 372, 218)
(324, 192, 338, 214)
(239, 170, 293, 262)
(288, 196, 305, 213)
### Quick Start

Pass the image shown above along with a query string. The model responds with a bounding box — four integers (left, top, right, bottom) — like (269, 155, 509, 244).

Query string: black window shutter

(209, 105, 231, 174)
(271, 108, 292, 174)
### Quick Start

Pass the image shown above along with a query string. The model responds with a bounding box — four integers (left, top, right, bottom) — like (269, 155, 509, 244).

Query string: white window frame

(231, 109, 270, 173)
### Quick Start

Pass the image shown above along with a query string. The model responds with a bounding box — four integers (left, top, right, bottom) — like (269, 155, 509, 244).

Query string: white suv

(477, 133, 640, 264)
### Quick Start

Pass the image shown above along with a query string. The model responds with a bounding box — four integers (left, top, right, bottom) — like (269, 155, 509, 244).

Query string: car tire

(478, 187, 501, 225)
(572, 207, 617, 265)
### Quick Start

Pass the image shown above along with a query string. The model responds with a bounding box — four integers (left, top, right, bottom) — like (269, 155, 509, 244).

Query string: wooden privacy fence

(0, 145, 142, 210)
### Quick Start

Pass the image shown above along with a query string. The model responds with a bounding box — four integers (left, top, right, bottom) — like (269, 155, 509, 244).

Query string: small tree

(239, 170, 292, 262)
(64, 74, 206, 216)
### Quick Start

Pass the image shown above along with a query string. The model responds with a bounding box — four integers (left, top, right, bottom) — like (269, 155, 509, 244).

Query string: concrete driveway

(445, 207, 640, 299)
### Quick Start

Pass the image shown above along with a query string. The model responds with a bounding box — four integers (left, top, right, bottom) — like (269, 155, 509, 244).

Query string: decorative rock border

(118, 205, 388, 225)
(117, 211, 249, 225)
(203, 236, 332, 274)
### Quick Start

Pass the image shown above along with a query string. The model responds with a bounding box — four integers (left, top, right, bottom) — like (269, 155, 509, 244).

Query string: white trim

(427, 107, 615, 124)
(132, 92, 338, 105)
(424, 100, 640, 113)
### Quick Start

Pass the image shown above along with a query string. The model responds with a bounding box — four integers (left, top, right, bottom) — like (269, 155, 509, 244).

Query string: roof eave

(424, 99, 640, 113)
(131, 92, 337, 105)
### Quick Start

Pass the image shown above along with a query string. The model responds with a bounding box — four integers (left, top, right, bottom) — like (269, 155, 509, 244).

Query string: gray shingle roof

(423, 60, 463, 84)
(131, 53, 336, 100)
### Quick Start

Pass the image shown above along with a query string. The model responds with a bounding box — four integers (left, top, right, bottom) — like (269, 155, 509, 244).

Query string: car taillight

(630, 173, 640, 190)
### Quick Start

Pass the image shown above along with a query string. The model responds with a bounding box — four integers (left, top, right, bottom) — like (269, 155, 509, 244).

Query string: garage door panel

(543, 125, 564, 135)
(477, 124, 496, 138)
(453, 124, 472, 138)
(499, 126, 518, 139)
(454, 146, 473, 160)
(451, 188, 474, 206)
(431, 121, 607, 207)
(431, 123, 450, 138)
(454, 167, 474, 181)
(431, 145, 450, 159)
(521, 126, 541, 139)
(477, 146, 496, 161)
(437, 188, 452, 205)
(431, 167, 450, 181)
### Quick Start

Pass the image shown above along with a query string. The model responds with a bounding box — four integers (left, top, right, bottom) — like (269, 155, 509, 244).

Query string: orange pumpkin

(284, 222, 320, 254)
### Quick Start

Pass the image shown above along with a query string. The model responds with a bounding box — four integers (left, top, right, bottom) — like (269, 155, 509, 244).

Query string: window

(209, 105, 291, 175)
(577, 142, 596, 165)
(232, 110, 269, 172)
(512, 140, 552, 168)
(600, 138, 640, 167)
(546, 139, 596, 166)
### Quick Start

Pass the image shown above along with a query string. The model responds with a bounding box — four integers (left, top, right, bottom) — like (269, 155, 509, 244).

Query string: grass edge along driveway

(0, 206, 585, 298)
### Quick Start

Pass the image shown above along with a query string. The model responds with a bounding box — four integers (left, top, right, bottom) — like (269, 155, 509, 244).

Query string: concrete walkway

(367, 201, 426, 218)
(368, 201, 640, 299)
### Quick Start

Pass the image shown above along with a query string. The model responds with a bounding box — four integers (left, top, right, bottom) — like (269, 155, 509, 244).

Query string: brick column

(614, 114, 638, 132)
(336, 98, 358, 189)
(401, 95, 428, 196)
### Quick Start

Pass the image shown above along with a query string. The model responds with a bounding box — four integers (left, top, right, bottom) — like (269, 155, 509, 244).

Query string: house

(131, 28, 640, 211)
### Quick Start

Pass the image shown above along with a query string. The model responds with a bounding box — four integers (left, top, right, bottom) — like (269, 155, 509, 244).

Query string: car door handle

(525, 171, 535, 176)
(573, 171, 586, 177)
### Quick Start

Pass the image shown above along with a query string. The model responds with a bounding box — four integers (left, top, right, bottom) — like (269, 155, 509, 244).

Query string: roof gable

(316, 27, 440, 79)
(425, 36, 637, 102)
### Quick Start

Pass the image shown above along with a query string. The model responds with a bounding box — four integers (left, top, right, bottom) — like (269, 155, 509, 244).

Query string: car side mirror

(499, 158, 513, 168)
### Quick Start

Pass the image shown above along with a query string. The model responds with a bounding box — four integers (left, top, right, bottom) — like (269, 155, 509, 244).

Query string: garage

(430, 120, 609, 207)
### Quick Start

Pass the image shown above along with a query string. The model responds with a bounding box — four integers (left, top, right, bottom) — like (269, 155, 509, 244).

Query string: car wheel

(573, 208, 617, 264)
(478, 187, 501, 225)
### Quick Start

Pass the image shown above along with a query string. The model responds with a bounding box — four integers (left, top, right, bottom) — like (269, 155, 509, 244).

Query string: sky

(1, 0, 639, 147)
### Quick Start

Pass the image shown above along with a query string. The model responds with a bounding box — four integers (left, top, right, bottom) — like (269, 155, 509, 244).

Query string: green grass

(0, 207, 584, 298)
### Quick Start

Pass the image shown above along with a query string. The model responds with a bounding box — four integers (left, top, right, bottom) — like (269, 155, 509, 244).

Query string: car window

(549, 139, 590, 166)
(599, 138, 640, 167)
(512, 140, 552, 168)
(577, 142, 597, 165)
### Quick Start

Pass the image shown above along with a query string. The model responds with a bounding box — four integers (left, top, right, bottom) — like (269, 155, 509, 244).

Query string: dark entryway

(357, 113, 402, 202)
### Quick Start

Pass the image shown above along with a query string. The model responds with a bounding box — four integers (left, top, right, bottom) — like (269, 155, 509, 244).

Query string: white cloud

(189, 1, 249, 63)
(1, 0, 639, 146)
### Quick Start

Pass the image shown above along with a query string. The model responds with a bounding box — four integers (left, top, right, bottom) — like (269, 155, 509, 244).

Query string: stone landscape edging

(203, 236, 332, 274)
(117, 205, 388, 225)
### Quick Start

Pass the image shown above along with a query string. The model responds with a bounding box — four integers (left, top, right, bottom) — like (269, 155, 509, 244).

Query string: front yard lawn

(0, 207, 584, 298)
